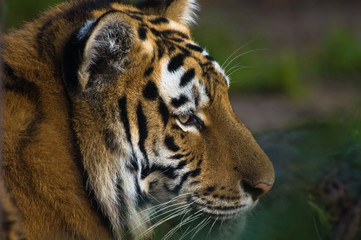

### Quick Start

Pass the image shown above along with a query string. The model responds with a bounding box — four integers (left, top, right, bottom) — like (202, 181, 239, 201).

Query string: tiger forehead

(103, 7, 191, 39)
(97, 7, 228, 84)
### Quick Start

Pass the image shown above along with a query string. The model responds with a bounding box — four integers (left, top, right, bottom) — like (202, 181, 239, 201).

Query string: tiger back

(1, 0, 275, 239)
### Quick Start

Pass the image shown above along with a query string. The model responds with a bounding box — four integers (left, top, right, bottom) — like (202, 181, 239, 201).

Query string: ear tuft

(74, 14, 133, 92)
(82, 18, 133, 75)
(63, 13, 134, 94)
(136, 0, 199, 26)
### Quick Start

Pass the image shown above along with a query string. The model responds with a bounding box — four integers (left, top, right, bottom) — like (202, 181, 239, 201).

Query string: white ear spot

(77, 20, 96, 40)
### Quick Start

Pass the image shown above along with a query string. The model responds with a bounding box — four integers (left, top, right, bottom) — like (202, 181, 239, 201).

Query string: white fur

(180, 0, 200, 26)
(159, 60, 195, 115)
(77, 20, 96, 40)
(202, 49, 230, 85)
(159, 59, 210, 133)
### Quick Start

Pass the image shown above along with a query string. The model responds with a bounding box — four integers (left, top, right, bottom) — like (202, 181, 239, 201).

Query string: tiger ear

(63, 13, 133, 93)
(136, 0, 199, 26)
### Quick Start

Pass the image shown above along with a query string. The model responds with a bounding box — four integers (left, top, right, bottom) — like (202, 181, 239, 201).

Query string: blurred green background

(3, 0, 361, 239)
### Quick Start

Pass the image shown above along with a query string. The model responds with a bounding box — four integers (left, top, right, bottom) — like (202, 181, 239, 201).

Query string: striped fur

(1, 0, 275, 239)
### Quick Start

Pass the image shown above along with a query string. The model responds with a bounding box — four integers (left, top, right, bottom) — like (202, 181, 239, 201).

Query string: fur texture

(1, 0, 275, 239)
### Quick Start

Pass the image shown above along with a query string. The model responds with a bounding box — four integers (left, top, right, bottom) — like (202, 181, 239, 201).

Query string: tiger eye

(178, 115, 190, 124)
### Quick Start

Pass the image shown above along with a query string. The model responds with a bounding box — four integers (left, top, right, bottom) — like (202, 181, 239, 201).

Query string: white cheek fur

(175, 119, 199, 133)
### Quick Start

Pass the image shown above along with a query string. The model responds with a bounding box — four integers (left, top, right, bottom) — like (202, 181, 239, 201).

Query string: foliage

(315, 28, 361, 78)
(3, 0, 62, 29)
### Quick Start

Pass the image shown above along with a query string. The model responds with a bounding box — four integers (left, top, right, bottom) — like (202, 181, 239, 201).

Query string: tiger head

(63, 0, 275, 238)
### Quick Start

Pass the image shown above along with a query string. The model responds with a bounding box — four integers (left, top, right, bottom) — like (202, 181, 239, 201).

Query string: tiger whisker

(146, 200, 187, 217)
(206, 217, 218, 239)
(160, 209, 196, 240)
(190, 216, 211, 240)
(221, 40, 254, 69)
(139, 193, 191, 214)
(223, 49, 264, 73)
(225, 63, 244, 75)
(179, 215, 207, 240)
(227, 65, 253, 77)
(147, 203, 188, 223)
(178, 211, 204, 240)
(137, 208, 188, 240)
(129, 200, 187, 236)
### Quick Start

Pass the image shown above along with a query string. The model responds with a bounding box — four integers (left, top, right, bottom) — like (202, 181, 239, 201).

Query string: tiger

(1, 0, 275, 239)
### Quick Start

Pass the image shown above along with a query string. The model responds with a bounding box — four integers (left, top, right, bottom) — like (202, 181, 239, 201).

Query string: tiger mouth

(192, 202, 247, 220)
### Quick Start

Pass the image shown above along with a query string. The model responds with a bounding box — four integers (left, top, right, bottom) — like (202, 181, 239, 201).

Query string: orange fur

(1, 1, 274, 239)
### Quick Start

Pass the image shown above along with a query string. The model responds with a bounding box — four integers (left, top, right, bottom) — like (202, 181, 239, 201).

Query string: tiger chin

(1, 0, 275, 239)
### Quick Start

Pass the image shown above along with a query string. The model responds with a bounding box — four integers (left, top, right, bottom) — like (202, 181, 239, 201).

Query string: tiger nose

(242, 180, 274, 200)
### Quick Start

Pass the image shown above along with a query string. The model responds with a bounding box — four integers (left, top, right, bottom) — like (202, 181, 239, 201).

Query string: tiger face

(65, 1, 274, 237)
(2, 0, 274, 239)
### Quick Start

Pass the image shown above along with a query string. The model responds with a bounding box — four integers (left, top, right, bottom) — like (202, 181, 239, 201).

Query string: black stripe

(158, 99, 169, 127)
(150, 28, 161, 37)
(3, 62, 41, 102)
(167, 45, 176, 54)
(168, 54, 185, 72)
(137, 103, 149, 166)
(144, 159, 186, 180)
(161, 30, 189, 39)
(134, 175, 149, 208)
(149, 17, 169, 25)
(173, 172, 190, 193)
(171, 95, 189, 108)
(205, 186, 216, 193)
(186, 43, 203, 52)
(171, 124, 182, 131)
(164, 135, 180, 152)
(176, 160, 187, 169)
(148, 28, 188, 40)
(36, 19, 54, 60)
(172, 167, 202, 193)
(63, 27, 89, 93)
(190, 168, 201, 177)
(169, 38, 184, 43)
(197, 158, 203, 167)
(129, 14, 143, 21)
(144, 66, 154, 77)
(149, 165, 178, 179)
(138, 26, 147, 40)
(103, 128, 119, 153)
(118, 97, 132, 144)
(170, 154, 185, 159)
(142, 80, 158, 100)
(180, 68, 195, 87)
(155, 40, 165, 59)
(115, 174, 129, 222)
(205, 55, 214, 61)
(170, 152, 190, 159)
(126, 153, 140, 172)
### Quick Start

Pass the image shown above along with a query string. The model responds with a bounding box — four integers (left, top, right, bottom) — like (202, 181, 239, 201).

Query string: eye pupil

(178, 115, 190, 124)
(176, 114, 204, 129)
